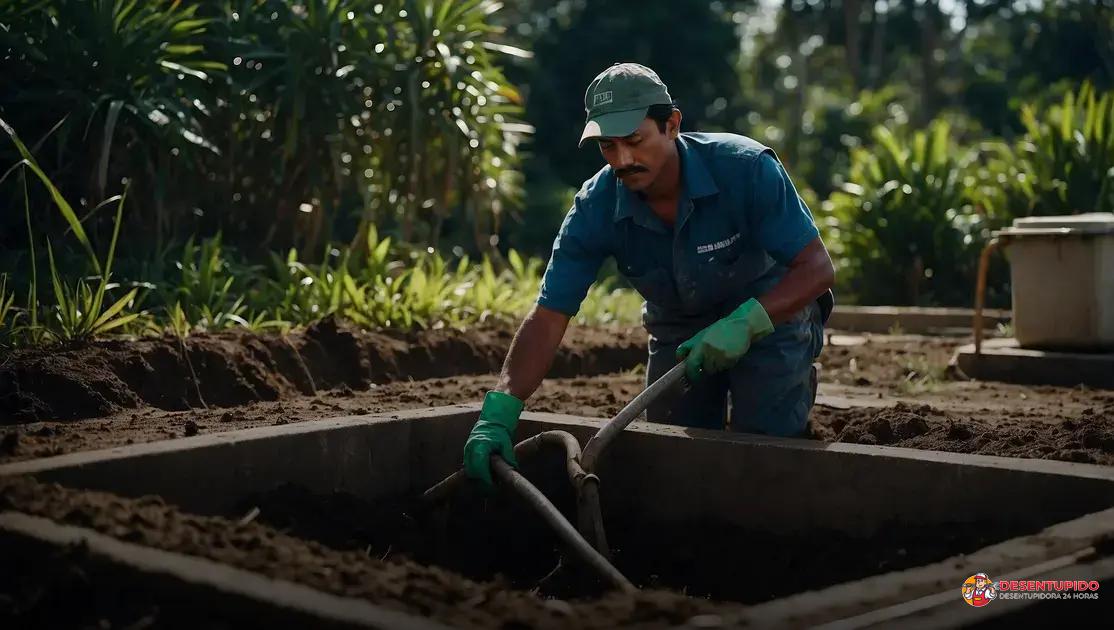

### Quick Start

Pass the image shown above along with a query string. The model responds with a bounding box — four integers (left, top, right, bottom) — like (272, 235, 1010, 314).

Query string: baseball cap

(579, 62, 673, 148)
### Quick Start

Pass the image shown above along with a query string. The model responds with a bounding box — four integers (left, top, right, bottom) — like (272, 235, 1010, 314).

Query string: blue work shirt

(537, 132, 833, 342)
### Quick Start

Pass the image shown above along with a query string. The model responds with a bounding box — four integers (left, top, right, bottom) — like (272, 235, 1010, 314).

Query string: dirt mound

(0, 318, 647, 423)
(811, 401, 1114, 465)
(0, 475, 731, 629)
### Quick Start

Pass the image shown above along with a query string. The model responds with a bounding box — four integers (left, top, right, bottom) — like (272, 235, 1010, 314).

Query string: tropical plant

(1014, 82, 1114, 215)
(351, 0, 531, 251)
(207, 0, 530, 256)
(171, 234, 249, 330)
(825, 119, 977, 306)
(1, 0, 530, 262)
(0, 0, 223, 248)
(263, 247, 352, 325)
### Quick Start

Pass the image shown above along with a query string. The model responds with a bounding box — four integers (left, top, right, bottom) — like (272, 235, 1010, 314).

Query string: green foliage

(0, 0, 530, 258)
(826, 84, 1114, 308)
(0, 0, 222, 217)
(1015, 82, 1114, 214)
(0, 129, 641, 349)
(167, 301, 192, 339)
(574, 283, 644, 327)
(171, 234, 249, 330)
(6, 0, 1111, 320)
(43, 194, 141, 342)
(264, 248, 352, 325)
(1, 117, 100, 271)
(825, 120, 977, 306)
(0, 273, 17, 346)
(966, 83, 1114, 224)
(895, 355, 948, 395)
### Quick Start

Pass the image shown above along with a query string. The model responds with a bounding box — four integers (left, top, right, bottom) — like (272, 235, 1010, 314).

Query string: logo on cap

(592, 91, 613, 107)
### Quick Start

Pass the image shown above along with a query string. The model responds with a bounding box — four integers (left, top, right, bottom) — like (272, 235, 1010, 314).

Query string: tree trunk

(867, 1, 886, 89)
(843, 0, 863, 90)
(919, 3, 940, 124)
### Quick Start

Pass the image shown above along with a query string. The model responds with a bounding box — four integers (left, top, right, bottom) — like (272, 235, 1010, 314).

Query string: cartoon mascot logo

(962, 573, 998, 607)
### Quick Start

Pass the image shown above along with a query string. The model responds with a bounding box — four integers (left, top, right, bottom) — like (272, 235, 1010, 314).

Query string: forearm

(757, 238, 835, 325)
(494, 304, 571, 400)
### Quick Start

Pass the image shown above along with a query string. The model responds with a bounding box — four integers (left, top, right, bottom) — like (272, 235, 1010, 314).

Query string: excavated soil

(2, 329, 1112, 467)
(812, 401, 1114, 464)
(0, 316, 647, 423)
(1, 473, 1045, 628)
(231, 481, 1025, 606)
(0, 475, 732, 629)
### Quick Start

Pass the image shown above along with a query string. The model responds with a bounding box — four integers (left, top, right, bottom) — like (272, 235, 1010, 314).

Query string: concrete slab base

(828, 306, 1011, 335)
(953, 338, 1114, 389)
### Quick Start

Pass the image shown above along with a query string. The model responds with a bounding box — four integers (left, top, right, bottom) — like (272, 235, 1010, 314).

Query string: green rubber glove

(675, 298, 775, 383)
(463, 390, 524, 489)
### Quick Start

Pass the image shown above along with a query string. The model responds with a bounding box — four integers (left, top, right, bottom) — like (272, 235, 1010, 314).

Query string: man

(463, 62, 835, 488)
(962, 573, 997, 607)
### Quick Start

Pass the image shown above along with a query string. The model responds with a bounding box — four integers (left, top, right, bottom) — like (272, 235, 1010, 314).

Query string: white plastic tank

(997, 213, 1114, 351)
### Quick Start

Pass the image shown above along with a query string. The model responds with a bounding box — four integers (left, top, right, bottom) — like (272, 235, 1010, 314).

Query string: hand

(463, 390, 524, 489)
(675, 298, 774, 383)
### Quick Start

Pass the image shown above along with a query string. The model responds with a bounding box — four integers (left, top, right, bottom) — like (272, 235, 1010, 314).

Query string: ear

(668, 109, 682, 138)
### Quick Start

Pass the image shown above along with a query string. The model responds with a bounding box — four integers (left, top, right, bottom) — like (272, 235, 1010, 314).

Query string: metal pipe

(490, 457, 635, 593)
(581, 362, 687, 471)
(973, 236, 1004, 355)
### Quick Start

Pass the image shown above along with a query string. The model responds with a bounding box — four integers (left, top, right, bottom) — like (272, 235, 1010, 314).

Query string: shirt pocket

(703, 233, 745, 266)
(622, 265, 682, 310)
(698, 242, 771, 305)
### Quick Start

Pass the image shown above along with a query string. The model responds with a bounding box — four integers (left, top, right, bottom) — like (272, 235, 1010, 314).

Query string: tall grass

(0, 274, 17, 347)
(43, 191, 140, 342)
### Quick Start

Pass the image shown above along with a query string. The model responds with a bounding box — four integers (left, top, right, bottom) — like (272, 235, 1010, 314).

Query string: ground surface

(2, 323, 1112, 466)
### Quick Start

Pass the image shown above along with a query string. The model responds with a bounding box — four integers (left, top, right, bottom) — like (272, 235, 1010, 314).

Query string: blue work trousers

(644, 301, 824, 436)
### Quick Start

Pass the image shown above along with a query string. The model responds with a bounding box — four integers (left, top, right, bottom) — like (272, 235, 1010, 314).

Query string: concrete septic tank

(3, 405, 1114, 628)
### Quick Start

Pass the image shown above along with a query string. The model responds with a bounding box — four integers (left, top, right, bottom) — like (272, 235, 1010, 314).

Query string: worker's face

(597, 110, 681, 193)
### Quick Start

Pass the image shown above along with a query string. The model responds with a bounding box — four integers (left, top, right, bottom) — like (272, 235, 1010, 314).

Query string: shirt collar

(613, 134, 719, 226)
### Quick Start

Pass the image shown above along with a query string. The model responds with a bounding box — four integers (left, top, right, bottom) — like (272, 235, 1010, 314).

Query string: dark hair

(646, 101, 679, 133)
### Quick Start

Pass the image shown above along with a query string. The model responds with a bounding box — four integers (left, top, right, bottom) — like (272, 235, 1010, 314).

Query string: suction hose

(419, 362, 687, 591)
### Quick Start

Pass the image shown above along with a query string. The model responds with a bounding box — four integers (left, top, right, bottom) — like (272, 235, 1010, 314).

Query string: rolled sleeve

(748, 152, 820, 266)
(536, 196, 608, 317)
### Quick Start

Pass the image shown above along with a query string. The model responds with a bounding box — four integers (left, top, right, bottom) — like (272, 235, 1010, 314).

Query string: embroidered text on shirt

(696, 233, 741, 254)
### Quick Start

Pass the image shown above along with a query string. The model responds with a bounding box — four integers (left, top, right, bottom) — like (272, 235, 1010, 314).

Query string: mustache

(615, 165, 648, 177)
